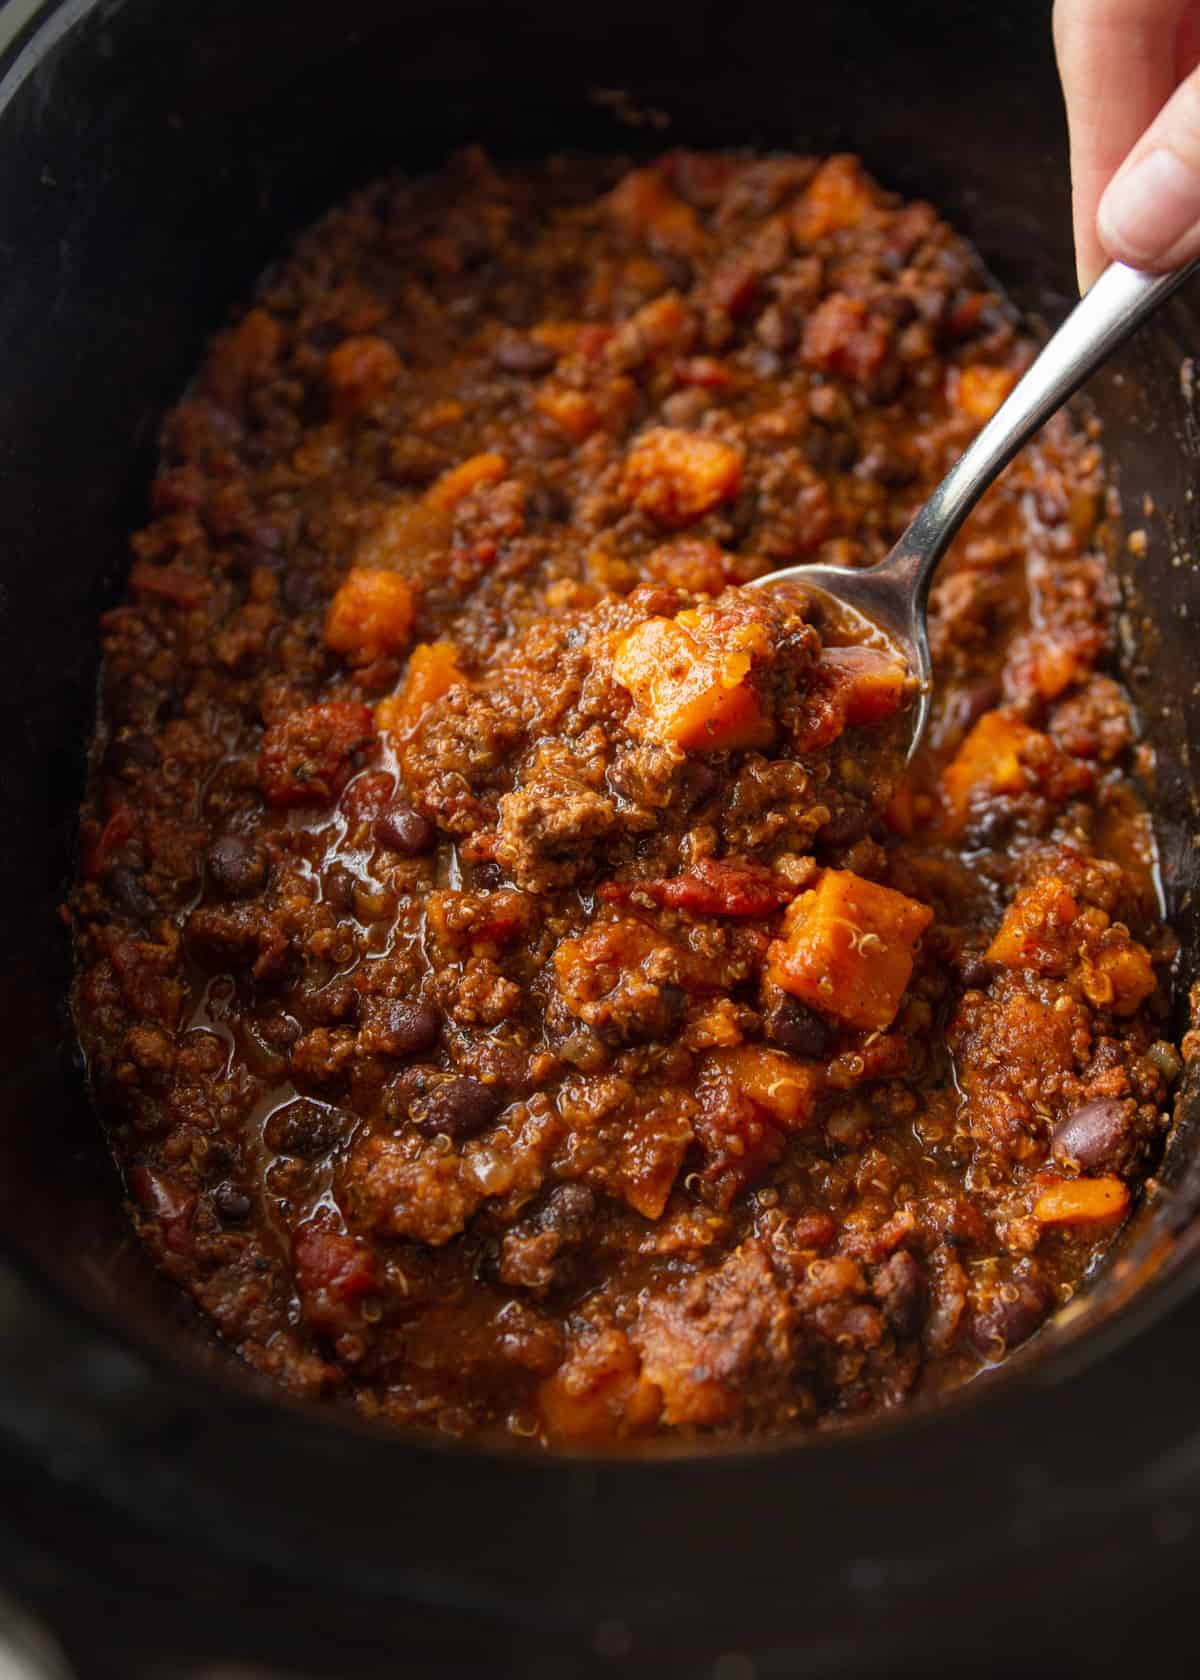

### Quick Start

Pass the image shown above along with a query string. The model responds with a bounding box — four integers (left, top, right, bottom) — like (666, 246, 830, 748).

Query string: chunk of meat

(632, 1241, 796, 1426)
(621, 428, 743, 527)
(258, 701, 377, 807)
(554, 918, 701, 1044)
(768, 869, 933, 1031)
(325, 569, 416, 664)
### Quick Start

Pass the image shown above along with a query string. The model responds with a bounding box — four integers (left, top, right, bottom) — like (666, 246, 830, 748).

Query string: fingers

(1054, 0, 1188, 291)
(1099, 56, 1200, 273)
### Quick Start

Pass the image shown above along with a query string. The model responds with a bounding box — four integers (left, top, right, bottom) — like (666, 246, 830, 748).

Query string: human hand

(1055, 0, 1200, 290)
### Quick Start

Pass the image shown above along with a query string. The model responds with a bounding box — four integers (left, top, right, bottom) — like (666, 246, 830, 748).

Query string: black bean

(681, 761, 721, 809)
(971, 1277, 1052, 1360)
(322, 861, 358, 912)
(281, 567, 326, 618)
(214, 1183, 252, 1222)
(817, 805, 868, 848)
(1051, 1098, 1135, 1173)
(373, 802, 437, 855)
(765, 995, 830, 1059)
(538, 1183, 597, 1242)
(656, 253, 694, 291)
(493, 333, 558, 377)
(207, 833, 268, 898)
(472, 860, 505, 891)
(360, 997, 442, 1057)
(958, 954, 998, 992)
(104, 733, 159, 779)
(107, 866, 158, 923)
(264, 1098, 348, 1157)
(411, 1075, 500, 1140)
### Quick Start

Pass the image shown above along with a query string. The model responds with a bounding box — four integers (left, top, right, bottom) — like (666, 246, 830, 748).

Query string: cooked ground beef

(69, 147, 1180, 1449)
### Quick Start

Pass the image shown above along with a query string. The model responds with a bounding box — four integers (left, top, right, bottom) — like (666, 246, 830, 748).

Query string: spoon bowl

(751, 259, 1200, 757)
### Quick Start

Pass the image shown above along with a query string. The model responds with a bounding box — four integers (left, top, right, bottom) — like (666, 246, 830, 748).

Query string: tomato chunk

(768, 868, 933, 1031)
(600, 857, 792, 917)
(259, 701, 377, 807)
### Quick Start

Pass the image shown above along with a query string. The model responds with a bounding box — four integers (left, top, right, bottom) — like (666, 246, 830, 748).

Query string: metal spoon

(751, 259, 1199, 755)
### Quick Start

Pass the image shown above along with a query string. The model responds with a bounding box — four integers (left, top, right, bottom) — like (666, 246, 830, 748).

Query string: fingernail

(1099, 148, 1200, 264)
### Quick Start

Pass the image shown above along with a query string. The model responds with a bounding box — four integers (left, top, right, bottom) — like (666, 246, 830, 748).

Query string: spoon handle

(883, 258, 1200, 602)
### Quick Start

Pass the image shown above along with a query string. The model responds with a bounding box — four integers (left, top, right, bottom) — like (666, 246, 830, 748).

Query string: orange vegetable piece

(607, 168, 705, 255)
(535, 386, 600, 440)
(424, 452, 507, 511)
(375, 640, 465, 736)
(1034, 1176, 1130, 1228)
(955, 364, 1017, 423)
(1079, 941, 1156, 1016)
(538, 1329, 662, 1446)
(621, 427, 743, 527)
(940, 709, 1044, 833)
(768, 869, 934, 1031)
(987, 875, 1081, 971)
(209, 307, 282, 400)
(324, 335, 401, 416)
(613, 615, 773, 753)
(792, 154, 877, 242)
(708, 1045, 822, 1131)
(324, 568, 415, 664)
(820, 645, 909, 726)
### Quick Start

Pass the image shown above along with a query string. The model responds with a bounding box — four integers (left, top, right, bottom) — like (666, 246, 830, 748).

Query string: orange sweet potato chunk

(1079, 940, 1156, 1016)
(792, 154, 877, 242)
(708, 1045, 822, 1131)
(612, 615, 773, 752)
(325, 335, 402, 416)
(375, 640, 465, 736)
(955, 364, 1017, 423)
(940, 709, 1044, 833)
(622, 427, 743, 527)
(1034, 1176, 1129, 1228)
(538, 1329, 662, 1445)
(425, 451, 508, 511)
(324, 568, 416, 663)
(987, 875, 1081, 972)
(767, 869, 934, 1031)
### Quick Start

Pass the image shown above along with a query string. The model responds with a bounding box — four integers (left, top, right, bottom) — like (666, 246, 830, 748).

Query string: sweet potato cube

(535, 385, 599, 440)
(709, 1045, 822, 1131)
(1034, 1175, 1129, 1228)
(940, 709, 1043, 833)
(955, 364, 1017, 423)
(1079, 940, 1156, 1015)
(622, 427, 743, 527)
(612, 616, 773, 753)
(987, 875, 1081, 972)
(792, 154, 877, 242)
(607, 168, 704, 255)
(324, 568, 416, 663)
(821, 645, 909, 727)
(375, 640, 465, 736)
(424, 451, 507, 512)
(768, 869, 934, 1031)
(538, 1329, 662, 1445)
(325, 335, 402, 416)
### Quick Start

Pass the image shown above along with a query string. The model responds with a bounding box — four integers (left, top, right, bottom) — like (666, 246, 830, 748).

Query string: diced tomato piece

(324, 568, 416, 664)
(601, 857, 792, 917)
(768, 869, 933, 1031)
(293, 1225, 379, 1302)
(820, 645, 909, 726)
(258, 701, 377, 807)
(85, 802, 137, 879)
(801, 293, 892, 383)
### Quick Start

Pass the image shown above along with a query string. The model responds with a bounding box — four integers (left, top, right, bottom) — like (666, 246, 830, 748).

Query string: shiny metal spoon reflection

(750, 259, 1199, 757)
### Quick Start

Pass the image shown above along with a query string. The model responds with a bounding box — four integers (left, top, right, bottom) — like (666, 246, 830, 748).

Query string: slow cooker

(3, 1, 1200, 1673)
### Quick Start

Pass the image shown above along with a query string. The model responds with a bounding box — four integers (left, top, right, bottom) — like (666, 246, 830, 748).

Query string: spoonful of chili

(751, 259, 1198, 756)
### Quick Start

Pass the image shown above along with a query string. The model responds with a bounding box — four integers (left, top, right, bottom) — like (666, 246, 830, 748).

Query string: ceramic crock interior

(0, 0, 1198, 1426)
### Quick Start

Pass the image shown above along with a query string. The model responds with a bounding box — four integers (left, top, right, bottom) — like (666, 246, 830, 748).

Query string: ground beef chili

(69, 147, 1183, 1448)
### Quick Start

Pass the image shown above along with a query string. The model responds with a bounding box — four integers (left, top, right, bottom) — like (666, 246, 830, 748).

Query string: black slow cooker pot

(3, 1, 1200, 1673)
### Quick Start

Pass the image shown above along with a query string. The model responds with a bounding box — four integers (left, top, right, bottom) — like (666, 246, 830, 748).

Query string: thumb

(1099, 65, 1200, 270)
